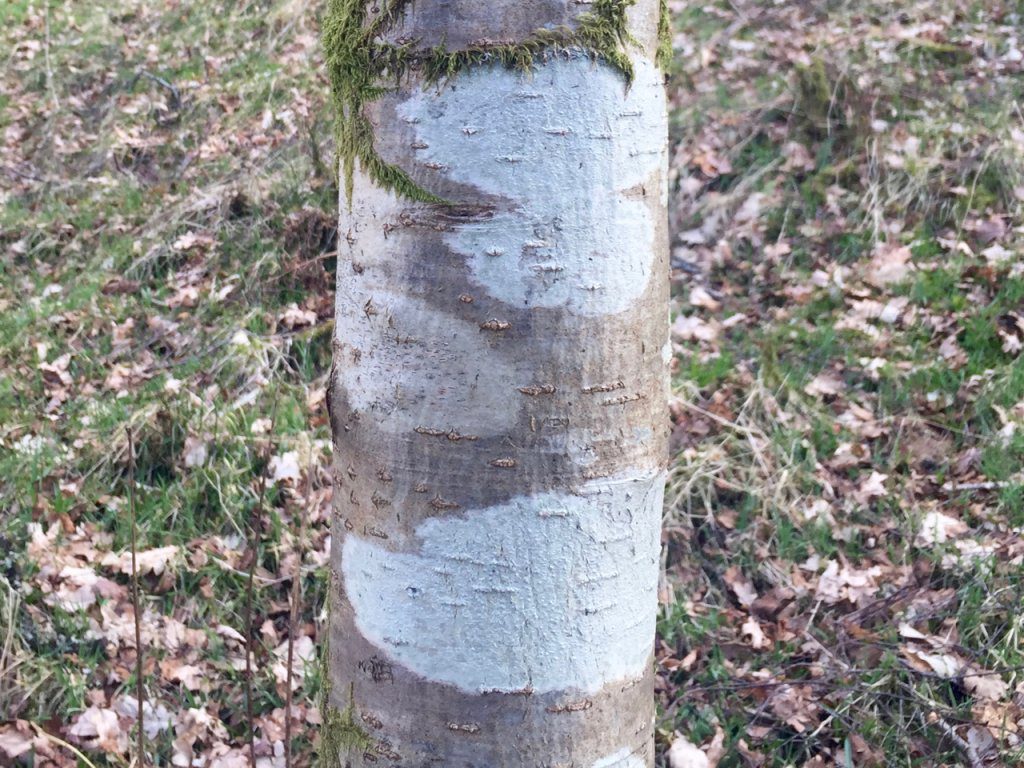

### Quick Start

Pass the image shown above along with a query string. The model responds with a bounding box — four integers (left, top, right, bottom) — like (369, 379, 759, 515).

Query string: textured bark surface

(327, 2, 669, 765)
(373, 0, 662, 52)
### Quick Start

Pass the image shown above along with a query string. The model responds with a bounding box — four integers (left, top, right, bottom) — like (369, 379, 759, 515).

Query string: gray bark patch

(397, 55, 666, 316)
(343, 471, 664, 694)
(335, 288, 518, 436)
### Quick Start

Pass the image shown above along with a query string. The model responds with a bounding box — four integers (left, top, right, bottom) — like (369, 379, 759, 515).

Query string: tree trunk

(324, 1, 670, 765)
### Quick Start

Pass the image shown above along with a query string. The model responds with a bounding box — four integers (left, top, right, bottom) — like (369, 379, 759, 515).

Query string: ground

(2, 0, 1024, 766)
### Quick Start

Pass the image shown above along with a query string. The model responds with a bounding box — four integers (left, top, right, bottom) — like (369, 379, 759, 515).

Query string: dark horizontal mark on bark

(601, 392, 645, 406)
(546, 699, 593, 713)
(414, 427, 480, 441)
(429, 494, 461, 510)
(480, 319, 512, 331)
(447, 722, 481, 734)
(479, 684, 534, 696)
(401, 204, 497, 227)
(518, 385, 556, 396)
(582, 380, 625, 394)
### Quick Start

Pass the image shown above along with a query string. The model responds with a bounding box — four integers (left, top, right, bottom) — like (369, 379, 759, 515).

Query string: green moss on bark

(322, 0, 650, 205)
(657, 0, 673, 70)
(322, 0, 442, 206)
(317, 621, 373, 768)
(318, 685, 374, 768)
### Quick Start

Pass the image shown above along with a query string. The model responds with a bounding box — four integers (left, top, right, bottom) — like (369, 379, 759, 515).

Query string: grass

(660, 0, 1024, 763)
(1, 0, 335, 762)
(3, 0, 1024, 766)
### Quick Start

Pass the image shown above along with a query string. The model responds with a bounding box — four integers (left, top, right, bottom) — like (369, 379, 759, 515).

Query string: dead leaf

(279, 303, 318, 329)
(167, 285, 201, 308)
(101, 277, 141, 295)
(853, 471, 888, 505)
(271, 635, 317, 690)
(172, 231, 216, 252)
(904, 648, 961, 678)
(964, 669, 1009, 702)
(866, 244, 912, 287)
(115, 695, 174, 740)
(734, 193, 765, 225)
(216, 624, 247, 645)
(815, 560, 882, 605)
(0, 724, 34, 761)
(939, 334, 967, 368)
(68, 706, 128, 754)
(981, 243, 1013, 265)
(830, 441, 870, 470)
(742, 617, 770, 649)
(672, 315, 720, 343)
(183, 436, 209, 468)
(915, 510, 968, 547)
(768, 685, 819, 733)
(724, 566, 758, 607)
(667, 734, 710, 768)
(804, 372, 845, 398)
(162, 660, 205, 691)
(268, 451, 301, 484)
(751, 587, 796, 620)
(704, 726, 725, 767)
(689, 286, 722, 312)
(102, 546, 179, 576)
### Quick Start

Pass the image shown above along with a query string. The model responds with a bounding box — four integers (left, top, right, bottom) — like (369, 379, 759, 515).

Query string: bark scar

(480, 319, 511, 331)
(546, 699, 593, 713)
(447, 722, 481, 734)
(518, 385, 556, 396)
(583, 380, 625, 394)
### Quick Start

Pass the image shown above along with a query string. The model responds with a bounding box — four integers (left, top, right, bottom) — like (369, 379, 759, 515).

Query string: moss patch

(322, 0, 661, 206)
(318, 684, 374, 768)
(319, 704, 373, 767)
(657, 0, 673, 70)
(322, 0, 438, 206)
(420, 6, 638, 87)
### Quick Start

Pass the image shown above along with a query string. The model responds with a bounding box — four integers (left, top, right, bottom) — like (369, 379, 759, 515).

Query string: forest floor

(2, 0, 1024, 766)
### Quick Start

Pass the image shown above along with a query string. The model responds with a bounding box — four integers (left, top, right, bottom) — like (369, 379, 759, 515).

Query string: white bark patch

(342, 471, 665, 694)
(335, 284, 518, 436)
(399, 55, 667, 316)
(592, 748, 648, 768)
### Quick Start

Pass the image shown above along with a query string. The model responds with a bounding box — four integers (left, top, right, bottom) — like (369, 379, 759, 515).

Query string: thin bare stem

(127, 427, 145, 768)
(284, 444, 313, 768)
(245, 395, 279, 768)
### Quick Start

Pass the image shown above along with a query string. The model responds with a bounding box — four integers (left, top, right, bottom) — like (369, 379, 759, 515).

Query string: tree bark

(325, 1, 669, 765)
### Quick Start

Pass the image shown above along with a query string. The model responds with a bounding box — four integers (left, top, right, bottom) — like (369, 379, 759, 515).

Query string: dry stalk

(285, 441, 313, 768)
(127, 427, 145, 768)
(245, 394, 279, 768)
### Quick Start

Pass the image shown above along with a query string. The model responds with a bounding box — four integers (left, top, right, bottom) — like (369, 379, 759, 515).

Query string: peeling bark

(326, 1, 669, 764)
